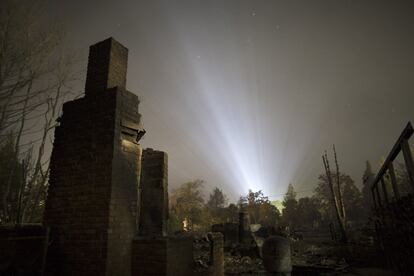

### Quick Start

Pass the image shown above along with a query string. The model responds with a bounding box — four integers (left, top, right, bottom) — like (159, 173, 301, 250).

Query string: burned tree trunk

(322, 151, 347, 243)
(333, 145, 346, 224)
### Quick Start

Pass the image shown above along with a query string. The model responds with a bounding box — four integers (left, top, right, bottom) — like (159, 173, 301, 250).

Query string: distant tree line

(168, 151, 412, 238)
(167, 174, 364, 236)
(169, 180, 237, 232)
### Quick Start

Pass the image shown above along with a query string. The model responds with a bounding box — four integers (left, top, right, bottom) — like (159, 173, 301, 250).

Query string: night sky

(44, 0, 414, 201)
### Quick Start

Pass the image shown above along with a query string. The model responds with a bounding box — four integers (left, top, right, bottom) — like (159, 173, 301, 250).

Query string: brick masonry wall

(131, 237, 168, 276)
(138, 149, 168, 236)
(131, 236, 194, 276)
(44, 88, 142, 276)
(85, 38, 128, 95)
(107, 89, 142, 276)
(43, 38, 142, 276)
(44, 91, 117, 275)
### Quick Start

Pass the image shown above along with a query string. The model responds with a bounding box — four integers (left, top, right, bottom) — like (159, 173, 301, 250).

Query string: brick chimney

(44, 38, 141, 276)
(85, 37, 128, 95)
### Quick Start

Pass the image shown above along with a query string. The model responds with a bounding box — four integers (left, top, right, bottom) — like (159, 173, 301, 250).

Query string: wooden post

(371, 188, 377, 209)
(401, 138, 414, 191)
(380, 178, 389, 204)
(375, 185, 382, 207)
(388, 162, 400, 200)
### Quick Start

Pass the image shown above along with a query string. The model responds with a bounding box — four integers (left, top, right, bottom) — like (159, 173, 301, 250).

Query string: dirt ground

(226, 238, 398, 275)
(195, 230, 400, 275)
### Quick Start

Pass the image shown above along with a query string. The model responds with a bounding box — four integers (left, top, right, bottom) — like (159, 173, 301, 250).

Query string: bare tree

(0, 0, 61, 135)
(333, 145, 346, 223)
(0, 0, 81, 224)
(322, 146, 347, 243)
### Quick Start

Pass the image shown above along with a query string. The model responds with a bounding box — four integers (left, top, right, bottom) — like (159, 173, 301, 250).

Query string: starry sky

(44, 0, 414, 201)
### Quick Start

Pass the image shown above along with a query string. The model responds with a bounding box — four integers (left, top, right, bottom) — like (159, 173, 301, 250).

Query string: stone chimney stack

(85, 37, 128, 95)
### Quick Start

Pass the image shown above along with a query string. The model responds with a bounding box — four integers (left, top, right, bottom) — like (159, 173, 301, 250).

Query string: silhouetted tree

(281, 183, 298, 227)
(344, 184, 364, 223)
(0, 135, 23, 223)
(206, 187, 228, 224)
(169, 179, 205, 231)
(317, 169, 364, 240)
(296, 197, 322, 229)
(0, 0, 80, 224)
(239, 190, 280, 227)
(223, 203, 239, 223)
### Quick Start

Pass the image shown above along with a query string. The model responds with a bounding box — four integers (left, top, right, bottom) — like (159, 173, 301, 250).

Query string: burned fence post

(371, 188, 377, 210)
(401, 138, 414, 191)
(375, 185, 382, 208)
(380, 178, 389, 204)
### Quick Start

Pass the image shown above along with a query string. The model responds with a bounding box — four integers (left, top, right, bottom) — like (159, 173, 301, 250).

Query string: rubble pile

(224, 255, 264, 275)
(193, 235, 211, 271)
(193, 234, 264, 275)
(291, 241, 350, 275)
